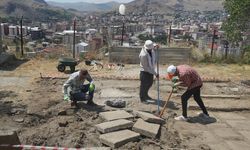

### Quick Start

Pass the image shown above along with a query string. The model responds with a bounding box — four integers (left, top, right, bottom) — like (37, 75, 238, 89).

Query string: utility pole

(211, 29, 216, 57)
(0, 17, 3, 54)
(168, 25, 172, 47)
(20, 16, 24, 57)
(73, 18, 76, 59)
(121, 16, 125, 46)
(119, 4, 126, 46)
(224, 40, 229, 59)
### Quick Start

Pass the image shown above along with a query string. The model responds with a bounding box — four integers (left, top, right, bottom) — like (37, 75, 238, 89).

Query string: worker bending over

(167, 65, 209, 121)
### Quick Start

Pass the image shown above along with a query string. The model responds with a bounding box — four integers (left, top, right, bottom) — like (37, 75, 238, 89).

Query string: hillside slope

(0, 0, 73, 22)
(126, 0, 223, 14)
(47, 1, 120, 12)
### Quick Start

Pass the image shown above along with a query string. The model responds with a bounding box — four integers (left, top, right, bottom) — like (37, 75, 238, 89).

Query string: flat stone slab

(99, 110, 133, 121)
(99, 129, 140, 148)
(95, 119, 134, 133)
(133, 111, 165, 124)
(132, 118, 160, 138)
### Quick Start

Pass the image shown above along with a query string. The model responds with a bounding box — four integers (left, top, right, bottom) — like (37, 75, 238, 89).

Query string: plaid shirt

(177, 65, 202, 90)
(63, 71, 93, 95)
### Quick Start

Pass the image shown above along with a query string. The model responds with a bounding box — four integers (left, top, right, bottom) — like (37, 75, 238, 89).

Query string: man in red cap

(167, 65, 209, 121)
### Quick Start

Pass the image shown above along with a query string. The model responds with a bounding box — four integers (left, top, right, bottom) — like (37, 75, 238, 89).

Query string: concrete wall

(109, 46, 191, 64)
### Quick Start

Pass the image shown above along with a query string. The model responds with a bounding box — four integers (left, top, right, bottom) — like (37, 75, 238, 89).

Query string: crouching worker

(167, 65, 209, 121)
(63, 69, 96, 106)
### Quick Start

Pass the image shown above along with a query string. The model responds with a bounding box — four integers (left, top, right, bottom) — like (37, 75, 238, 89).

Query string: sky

(45, 0, 134, 3)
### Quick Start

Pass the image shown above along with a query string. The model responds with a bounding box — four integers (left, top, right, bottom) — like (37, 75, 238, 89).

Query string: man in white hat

(139, 40, 159, 103)
(167, 65, 209, 121)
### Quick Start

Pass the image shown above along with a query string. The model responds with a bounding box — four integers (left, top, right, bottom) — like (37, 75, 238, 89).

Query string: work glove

(89, 83, 95, 92)
(64, 94, 70, 101)
(171, 76, 179, 83)
(172, 83, 180, 88)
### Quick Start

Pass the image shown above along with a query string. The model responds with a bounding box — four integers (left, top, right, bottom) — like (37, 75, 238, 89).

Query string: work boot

(87, 97, 97, 106)
(87, 100, 97, 106)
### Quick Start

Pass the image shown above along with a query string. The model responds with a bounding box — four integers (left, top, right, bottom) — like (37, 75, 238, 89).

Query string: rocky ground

(0, 58, 250, 150)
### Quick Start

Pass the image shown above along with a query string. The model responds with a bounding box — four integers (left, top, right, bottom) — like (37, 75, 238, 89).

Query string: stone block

(99, 130, 140, 148)
(99, 110, 133, 121)
(132, 119, 160, 138)
(133, 111, 165, 124)
(95, 119, 134, 133)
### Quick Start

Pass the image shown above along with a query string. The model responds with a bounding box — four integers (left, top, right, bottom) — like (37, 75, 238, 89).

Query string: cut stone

(99, 129, 140, 148)
(0, 130, 21, 150)
(99, 110, 133, 121)
(132, 119, 160, 138)
(95, 119, 134, 133)
(133, 111, 165, 124)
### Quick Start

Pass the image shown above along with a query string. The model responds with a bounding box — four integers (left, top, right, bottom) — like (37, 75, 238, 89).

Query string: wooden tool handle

(159, 88, 173, 117)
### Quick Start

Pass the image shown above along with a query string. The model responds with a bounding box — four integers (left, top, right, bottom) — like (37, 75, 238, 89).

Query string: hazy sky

(45, 0, 134, 3)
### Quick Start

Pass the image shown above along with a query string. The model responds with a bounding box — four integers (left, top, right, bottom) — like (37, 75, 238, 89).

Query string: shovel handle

(159, 88, 173, 117)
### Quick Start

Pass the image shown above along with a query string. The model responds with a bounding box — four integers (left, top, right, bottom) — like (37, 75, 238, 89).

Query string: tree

(222, 0, 250, 50)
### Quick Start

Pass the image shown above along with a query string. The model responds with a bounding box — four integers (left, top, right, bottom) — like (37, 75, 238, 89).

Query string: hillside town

(0, 0, 250, 150)
(0, 7, 240, 59)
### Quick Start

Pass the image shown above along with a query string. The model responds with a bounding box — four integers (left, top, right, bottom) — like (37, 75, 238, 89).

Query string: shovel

(158, 88, 174, 118)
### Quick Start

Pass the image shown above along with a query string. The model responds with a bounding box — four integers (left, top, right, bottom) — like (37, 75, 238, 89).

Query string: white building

(9, 25, 17, 37)
(75, 41, 89, 57)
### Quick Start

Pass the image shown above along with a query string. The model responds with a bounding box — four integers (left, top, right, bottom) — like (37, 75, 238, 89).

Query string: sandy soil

(0, 58, 250, 149)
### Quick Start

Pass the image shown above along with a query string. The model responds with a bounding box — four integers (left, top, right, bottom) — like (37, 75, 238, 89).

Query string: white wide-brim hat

(144, 40, 154, 50)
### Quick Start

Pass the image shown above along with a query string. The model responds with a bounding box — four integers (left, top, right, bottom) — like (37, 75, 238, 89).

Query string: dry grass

(193, 63, 250, 81)
(2, 55, 250, 82)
